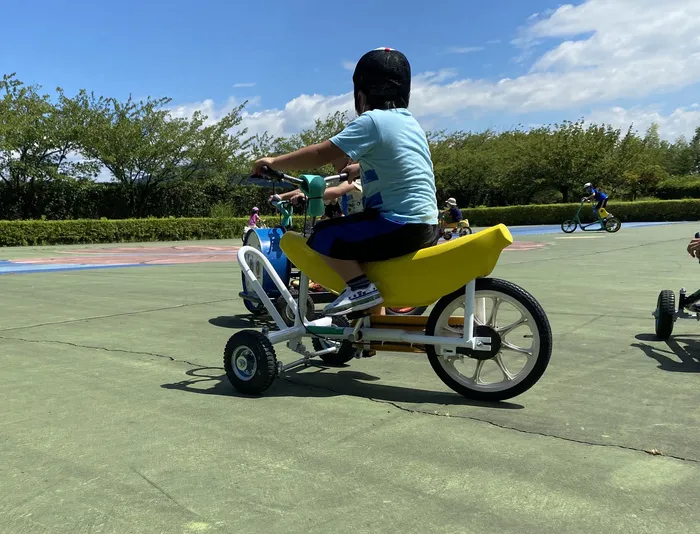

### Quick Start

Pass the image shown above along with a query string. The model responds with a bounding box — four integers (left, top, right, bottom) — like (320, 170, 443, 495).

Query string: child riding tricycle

(227, 166, 553, 402)
(439, 197, 472, 240)
(226, 48, 551, 401)
(653, 232, 700, 339)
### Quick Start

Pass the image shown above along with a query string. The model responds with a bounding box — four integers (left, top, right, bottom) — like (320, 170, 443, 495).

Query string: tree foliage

(2, 71, 700, 221)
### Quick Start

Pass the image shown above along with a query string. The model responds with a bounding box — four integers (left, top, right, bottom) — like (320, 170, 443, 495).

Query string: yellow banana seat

(279, 224, 513, 308)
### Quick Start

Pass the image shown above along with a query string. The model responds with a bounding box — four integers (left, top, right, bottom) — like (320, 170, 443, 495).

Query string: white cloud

(445, 46, 484, 54)
(586, 104, 700, 141)
(233, 82, 256, 88)
(341, 61, 355, 71)
(171, 0, 700, 139)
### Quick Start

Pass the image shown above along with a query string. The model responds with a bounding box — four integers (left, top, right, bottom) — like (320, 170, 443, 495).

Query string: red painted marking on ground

(504, 241, 548, 251)
(20, 245, 241, 266)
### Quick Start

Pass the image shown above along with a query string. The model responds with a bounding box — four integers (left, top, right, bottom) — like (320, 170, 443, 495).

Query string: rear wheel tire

(605, 217, 622, 233)
(654, 290, 675, 340)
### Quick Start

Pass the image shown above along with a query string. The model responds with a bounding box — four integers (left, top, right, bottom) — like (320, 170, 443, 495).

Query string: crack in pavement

(0, 335, 205, 368)
(0, 297, 236, 333)
(280, 376, 700, 465)
(4, 334, 698, 466)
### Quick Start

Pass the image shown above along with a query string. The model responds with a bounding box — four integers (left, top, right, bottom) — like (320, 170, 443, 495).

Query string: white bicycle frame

(237, 245, 493, 372)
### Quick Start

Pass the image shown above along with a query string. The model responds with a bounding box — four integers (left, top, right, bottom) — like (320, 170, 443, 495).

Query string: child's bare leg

(320, 256, 364, 281)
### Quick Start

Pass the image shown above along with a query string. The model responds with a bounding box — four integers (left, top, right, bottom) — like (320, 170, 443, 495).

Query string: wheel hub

(470, 325, 502, 360)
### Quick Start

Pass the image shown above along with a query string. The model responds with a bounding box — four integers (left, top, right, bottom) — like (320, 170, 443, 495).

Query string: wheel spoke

(471, 359, 485, 384)
(497, 316, 527, 337)
(501, 340, 532, 357)
(495, 353, 516, 381)
(487, 297, 501, 327)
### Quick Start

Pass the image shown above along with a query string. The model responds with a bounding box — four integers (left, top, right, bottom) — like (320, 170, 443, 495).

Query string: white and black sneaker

(323, 284, 384, 316)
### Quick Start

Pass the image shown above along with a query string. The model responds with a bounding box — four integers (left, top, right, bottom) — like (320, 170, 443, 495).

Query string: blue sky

(3, 0, 700, 141)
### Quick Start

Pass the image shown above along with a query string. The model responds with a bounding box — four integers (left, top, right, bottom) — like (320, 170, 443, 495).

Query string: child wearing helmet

(253, 48, 439, 316)
(444, 198, 463, 224)
(247, 206, 262, 230)
(582, 183, 612, 220)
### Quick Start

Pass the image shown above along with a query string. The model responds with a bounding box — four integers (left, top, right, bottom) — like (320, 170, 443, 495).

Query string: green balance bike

(561, 200, 621, 234)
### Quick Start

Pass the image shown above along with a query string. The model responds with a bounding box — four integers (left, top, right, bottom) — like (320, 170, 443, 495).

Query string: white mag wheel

(425, 278, 552, 402)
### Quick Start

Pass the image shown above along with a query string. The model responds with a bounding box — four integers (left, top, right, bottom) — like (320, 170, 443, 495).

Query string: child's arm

(273, 189, 306, 201)
(253, 141, 346, 175)
(323, 182, 356, 201)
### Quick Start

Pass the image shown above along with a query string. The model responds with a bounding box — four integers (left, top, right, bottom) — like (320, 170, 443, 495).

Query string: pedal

(347, 309, 372, 320)
(362, 350, 376, 358)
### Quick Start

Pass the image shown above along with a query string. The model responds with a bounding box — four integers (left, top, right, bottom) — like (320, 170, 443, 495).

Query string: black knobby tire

(443, 231, 453, 241)
(425, 278, 552, 402)
(386, 306, 428, 316)
(223, 330, 278, 395)
(275, 294, 315, 326)
(654, 290, 675, 340)
(561, 220, 577, 233)
(459, 227, 473, 236)
(312, 316, 361, 366)
(605, 217, 622, 233)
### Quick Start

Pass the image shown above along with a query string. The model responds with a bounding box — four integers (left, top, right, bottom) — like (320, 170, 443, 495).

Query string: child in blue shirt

(583, 182, 612, 221)
(253, 48, 439, 316)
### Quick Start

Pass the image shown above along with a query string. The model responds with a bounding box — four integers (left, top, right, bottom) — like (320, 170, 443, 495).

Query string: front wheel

(561, 219, 577, 233)
(223, 331, 278, 395)
(604, 217, 621, 233)
(654, 290, 676, 340)
(459, 227, 473, 236)
(425, 278, 552, 402)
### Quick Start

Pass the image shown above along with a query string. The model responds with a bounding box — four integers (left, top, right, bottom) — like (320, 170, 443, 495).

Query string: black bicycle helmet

(352, 47, 411, 110)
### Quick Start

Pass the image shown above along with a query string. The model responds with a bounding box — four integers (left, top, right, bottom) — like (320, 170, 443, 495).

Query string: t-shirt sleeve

(330, 113, 378, 161)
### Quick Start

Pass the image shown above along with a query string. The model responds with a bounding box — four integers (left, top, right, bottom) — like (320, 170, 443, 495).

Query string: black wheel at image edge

(425, 278, 552, 402)
(654, 290, 675, 340)
(312, 316, 361, 366)
(223, 330, 278, 395)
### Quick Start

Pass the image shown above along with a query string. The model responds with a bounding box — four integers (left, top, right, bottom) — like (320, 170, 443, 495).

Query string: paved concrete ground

(1, 224, 699, 534)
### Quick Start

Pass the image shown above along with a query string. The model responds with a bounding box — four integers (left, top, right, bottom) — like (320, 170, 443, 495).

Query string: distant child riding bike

(582, 182, 613, 222)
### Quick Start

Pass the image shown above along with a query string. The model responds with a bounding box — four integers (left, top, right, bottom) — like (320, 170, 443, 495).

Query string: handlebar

(259, 165, 349, 185)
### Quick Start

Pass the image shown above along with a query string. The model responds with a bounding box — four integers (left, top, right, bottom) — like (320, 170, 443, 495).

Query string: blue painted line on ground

(506, 221, 684, 237)
(0, 262, 147, 275)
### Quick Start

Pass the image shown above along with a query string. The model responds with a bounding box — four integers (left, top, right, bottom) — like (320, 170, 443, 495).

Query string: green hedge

(1, 198, 698, 247)
(0, 218, 253, 247)
(463, 199, 700, 226)
(655, 177, 700, 200)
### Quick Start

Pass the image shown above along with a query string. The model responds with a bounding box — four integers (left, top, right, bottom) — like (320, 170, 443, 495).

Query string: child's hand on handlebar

(252, 157, 275, 176)
(341, 162, 361, 183)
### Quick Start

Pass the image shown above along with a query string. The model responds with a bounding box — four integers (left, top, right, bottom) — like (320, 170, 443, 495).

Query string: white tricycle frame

(238, 245, 493, 376)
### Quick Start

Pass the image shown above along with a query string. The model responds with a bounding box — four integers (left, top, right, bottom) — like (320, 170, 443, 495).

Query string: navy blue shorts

(306, 209, 439, 262)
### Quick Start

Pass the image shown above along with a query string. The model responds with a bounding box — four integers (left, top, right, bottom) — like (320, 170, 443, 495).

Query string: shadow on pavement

(632, 333, 700, 372)
(208, 314, 274, 329)
(161, 366, 524, 410)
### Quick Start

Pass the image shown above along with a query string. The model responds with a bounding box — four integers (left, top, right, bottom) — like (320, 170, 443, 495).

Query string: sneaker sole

(325, 297, 385, 317)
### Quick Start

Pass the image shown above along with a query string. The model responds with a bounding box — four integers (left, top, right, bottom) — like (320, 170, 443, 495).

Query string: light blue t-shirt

(330, 109, 439, 225)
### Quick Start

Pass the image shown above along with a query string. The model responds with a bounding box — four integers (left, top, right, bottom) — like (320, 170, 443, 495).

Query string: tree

(0, 74, 97, 218)
(66, 91, 250, 216)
